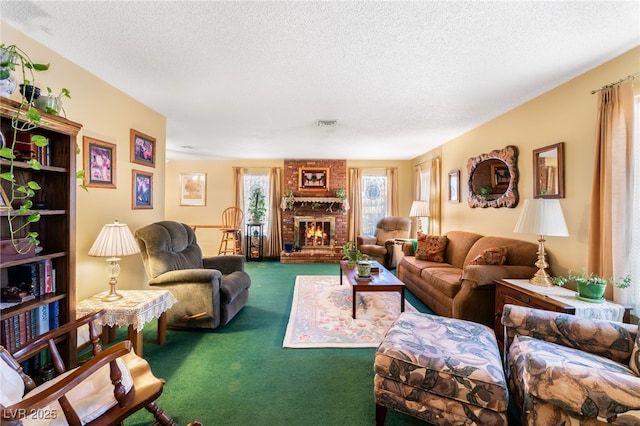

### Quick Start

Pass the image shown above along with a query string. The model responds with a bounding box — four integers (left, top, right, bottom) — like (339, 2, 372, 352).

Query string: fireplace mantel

(281, 197, 349, 211)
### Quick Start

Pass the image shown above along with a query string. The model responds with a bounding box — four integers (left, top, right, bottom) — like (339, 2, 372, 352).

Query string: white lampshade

(409, 200, 430, 218)
(89, 220, 140, 258)
(514, 199, 569, 237)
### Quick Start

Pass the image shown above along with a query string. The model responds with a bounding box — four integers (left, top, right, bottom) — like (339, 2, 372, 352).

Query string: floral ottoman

(374, 312, 508, 425)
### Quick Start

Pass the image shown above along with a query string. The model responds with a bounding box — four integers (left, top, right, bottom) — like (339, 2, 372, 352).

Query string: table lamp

(513, 199, 569, 286)
(409, 200, 430, 234)
(89, 220, 141, 301)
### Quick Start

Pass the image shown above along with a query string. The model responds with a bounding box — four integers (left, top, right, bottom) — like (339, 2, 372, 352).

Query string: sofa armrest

(149, 268, 222, 285)
(461, 265, 538, 287)
(501, 304, 637, 364)
(203, 255, 245, 275)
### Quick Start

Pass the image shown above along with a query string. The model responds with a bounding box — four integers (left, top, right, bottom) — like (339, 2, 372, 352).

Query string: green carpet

(125, 261, 433, 425)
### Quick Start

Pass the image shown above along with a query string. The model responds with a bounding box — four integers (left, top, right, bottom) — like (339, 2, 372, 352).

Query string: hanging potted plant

(0, 44, 51, 255)
(248, 187, 266, 224)
(552, 269, 631, 303)
(34, 86, 71, 116)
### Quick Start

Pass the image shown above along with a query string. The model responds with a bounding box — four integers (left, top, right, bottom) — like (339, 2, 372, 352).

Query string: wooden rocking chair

(0, 310, 200, 426)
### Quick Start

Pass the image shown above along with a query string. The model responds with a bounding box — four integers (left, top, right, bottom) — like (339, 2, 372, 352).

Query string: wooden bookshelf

(1, 97, 82, 371)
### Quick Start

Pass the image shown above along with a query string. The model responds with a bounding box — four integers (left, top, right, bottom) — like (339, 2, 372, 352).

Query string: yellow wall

(165, 159, 412, 256)
(2, 23, 166, 300)
(5, 21, 638, 300)
(429, 47, 639, 284)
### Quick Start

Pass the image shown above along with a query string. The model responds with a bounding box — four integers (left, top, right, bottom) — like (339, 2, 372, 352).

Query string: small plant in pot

(248, 187, 266, 224)
(34, 86, 71, 116)
(552, 269, 630, 303)
(342, 241, 362, 267)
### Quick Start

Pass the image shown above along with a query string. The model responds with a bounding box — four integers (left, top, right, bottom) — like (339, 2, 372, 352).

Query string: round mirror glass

(467, 145, 519, 208)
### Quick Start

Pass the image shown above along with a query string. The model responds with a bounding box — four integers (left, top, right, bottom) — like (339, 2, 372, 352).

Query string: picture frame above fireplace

(298, 167, 330, 192)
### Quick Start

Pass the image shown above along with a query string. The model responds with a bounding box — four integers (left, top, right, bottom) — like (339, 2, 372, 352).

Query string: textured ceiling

(1, 1, 639, 160)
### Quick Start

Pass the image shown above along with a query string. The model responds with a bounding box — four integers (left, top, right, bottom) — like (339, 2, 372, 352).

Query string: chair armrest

(12, 311, 106, 364)
(401, 241, 415, 255)
(501, 304, 637, 363)
(203, 255, 245, 275)
(2, 341, 132, 421)
(357, 236, 376, 246)
(148, 268, 222, 285)
(461, 265, 538, 287)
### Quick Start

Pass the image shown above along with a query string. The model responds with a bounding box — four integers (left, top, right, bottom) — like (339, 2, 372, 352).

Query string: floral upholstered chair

(501, 304, 640, 425)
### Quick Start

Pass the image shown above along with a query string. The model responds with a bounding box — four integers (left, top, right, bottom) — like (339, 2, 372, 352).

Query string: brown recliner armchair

(135, 221, 251, 330)
(357, 216, 411, 269)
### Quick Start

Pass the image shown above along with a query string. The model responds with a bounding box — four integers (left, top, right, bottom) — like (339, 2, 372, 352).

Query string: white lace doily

(502, 279, 624, 322)
(77, 289, 178, 331)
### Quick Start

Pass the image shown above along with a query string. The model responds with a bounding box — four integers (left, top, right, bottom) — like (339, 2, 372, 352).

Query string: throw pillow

(630, 321, 640, 376)
(468, 246, 508, 266)
(415, 233, 448, 262)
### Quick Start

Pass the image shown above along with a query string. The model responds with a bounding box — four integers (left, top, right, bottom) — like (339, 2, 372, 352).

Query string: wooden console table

(494, 279, 631, 347)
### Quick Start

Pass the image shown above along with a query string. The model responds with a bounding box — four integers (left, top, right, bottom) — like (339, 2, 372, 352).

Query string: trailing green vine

(0, 44, 50, 251)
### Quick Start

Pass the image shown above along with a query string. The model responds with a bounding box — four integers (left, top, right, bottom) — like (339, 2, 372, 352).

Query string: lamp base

(529, 235, 553, 287)
(529, 270, 554, 287)
(102, 289, 123, 302)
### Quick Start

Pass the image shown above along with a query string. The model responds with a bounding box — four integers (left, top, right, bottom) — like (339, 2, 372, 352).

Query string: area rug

(283, 275, 416, 348)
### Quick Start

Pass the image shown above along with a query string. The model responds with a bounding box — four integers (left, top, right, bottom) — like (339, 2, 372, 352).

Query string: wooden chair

(0, 310, 200, 426)
(218, 207, 244, 255)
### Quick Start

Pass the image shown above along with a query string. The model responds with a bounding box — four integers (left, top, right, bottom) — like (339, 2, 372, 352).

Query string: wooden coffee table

(339, 260, 405, 318)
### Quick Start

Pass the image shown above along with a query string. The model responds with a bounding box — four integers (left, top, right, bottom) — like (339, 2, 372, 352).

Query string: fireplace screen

(294, 216, 335, 248)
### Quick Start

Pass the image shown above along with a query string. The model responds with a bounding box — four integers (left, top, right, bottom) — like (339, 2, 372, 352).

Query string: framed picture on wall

(298, 167, 329, 192)
(448, 170, 460, 203)
(83, 136, 116, 189)
(130, 129, 156, 168)
(132, 169, 153, 209)
(180, 172, 207, 206)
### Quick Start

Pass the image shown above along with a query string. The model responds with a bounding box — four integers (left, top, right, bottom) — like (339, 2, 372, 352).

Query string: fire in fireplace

(294, 216, 336, 249)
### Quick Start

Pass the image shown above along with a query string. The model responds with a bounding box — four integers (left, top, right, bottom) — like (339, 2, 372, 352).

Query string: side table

(77, 289, 177, 356)
(494, 279, 631, 347)
(246, 223, 264, 261)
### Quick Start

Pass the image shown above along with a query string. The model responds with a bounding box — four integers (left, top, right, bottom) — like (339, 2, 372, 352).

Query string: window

(243, 173, 270, 234)
(419, 167, 431, 201)
(361, 174, 388, 235)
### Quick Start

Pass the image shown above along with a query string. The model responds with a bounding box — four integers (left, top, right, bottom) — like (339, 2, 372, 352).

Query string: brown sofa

(397, 230, 538, 327)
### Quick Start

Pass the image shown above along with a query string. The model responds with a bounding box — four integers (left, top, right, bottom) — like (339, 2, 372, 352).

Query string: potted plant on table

(342, 241, 362, 267)
(552, 269, 631, 303)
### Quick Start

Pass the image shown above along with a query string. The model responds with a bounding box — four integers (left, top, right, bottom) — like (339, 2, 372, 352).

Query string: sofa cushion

(375, 312, 508, 412)
(442, 231, 484, 268)
(509, 335, 640, 421)
(464, 236, 537, 267)
(398, 255, 456, 277)
(415, 233, 448, 262)
(468, 246, 508, 266)
(420, 267, 463, 298)
(631, 321, 640, 376)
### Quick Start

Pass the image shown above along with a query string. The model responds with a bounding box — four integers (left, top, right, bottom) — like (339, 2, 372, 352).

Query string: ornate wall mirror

(467, 145, 519, 208)
(533, 142, 564, 198)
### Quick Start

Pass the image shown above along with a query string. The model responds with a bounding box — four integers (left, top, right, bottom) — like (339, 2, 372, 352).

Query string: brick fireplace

(281, 159, 347, 263)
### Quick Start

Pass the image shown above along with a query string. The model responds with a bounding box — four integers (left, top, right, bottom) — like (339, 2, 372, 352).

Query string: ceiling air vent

(317, 120, 337, 128)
